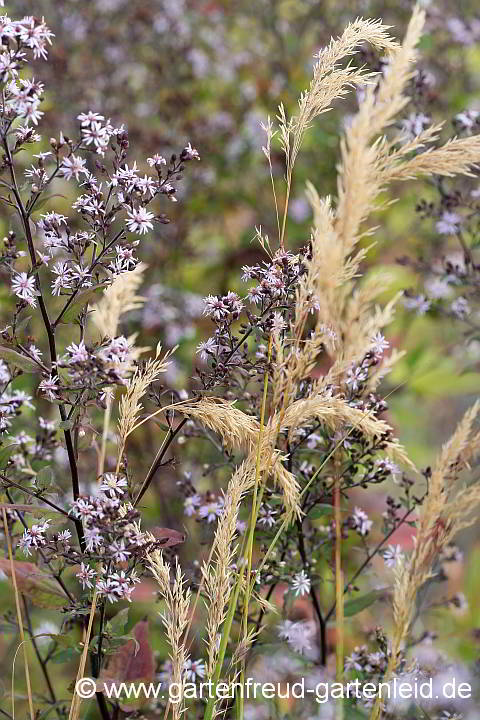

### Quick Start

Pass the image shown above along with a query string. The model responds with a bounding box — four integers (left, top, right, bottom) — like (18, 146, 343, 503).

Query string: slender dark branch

(95, 596, 107, 677)
(325, 498, 424, 622)
(22, 596, 57, 706)
(0, 474, 69, 516)
(223, 298, 280, 366)
(52, 229, 124, 327)
(5, 489, 75, 603)
(296, 516, 327, 665)
(2, 136, 85, 551)
(134, 418, 187, 506)
(287, 441, 328, 666)
(89, 652, 112, 720)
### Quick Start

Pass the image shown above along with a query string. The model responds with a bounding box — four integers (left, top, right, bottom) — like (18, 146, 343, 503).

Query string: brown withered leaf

(0, 557, 68, 609)
(97, 619, 155, 704)
(150, 527, 185, 547)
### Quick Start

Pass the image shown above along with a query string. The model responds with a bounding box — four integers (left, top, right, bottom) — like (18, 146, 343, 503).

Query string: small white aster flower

(257, 505, 277, 528)
(451, 296, 470, 318)
(126, 206, 154, 235)
(84, 526, 103, 551)
(100, 473, 128, 496)
(196, 337, 216, 361)
(436, 211, 462, 235)
(184, 494, 201, 516)
(271, 311, 287, 335)
(58, 529, 72, 543)
(183, 142, 200, 160)
(371, 332, 389, 356)
(60, 154, 88, 181)
(77, 111, 105, 126)
(403, 294, 431, 316)
(38, 374, 59, 400)
(76, 562, 97, 590)
(383, 544, 404, 568)
(454, 108, 479, 133)
(11, 272, 37, 306)
(147, 154, 166, 166)
(277, 620, 313, 655)
(183, 658, 205, 681)
(291, 569, 311, 597)
(66, 340, 89, 363)
(198, 500, 223, 523)
(109, 540, 130, 563)
(400, 112, 431, 140)
(352, 507, 373, 536)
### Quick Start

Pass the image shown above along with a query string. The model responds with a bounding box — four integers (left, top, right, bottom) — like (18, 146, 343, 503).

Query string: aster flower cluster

(17, 475, 171, 604)
(398, 98, 480, 337)
(277, 618, 315, 655)
(0, 387, 34, 433)
(0, 8, 199, 498)
(197, 246, 308, 390)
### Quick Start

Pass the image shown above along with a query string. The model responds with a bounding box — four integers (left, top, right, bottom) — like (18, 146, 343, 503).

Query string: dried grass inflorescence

(91, 262, 147, 340)
(172, 6, 480, 715)
(148, 552, 192, 720)
(369, 402, 480, 720)
(148, 9, 480, 712)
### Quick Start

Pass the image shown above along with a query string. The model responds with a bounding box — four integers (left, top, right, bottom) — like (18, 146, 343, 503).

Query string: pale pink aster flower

(76, 563, 96, 590)
(38, 375, 59, 400)
(371, 332, 389, 356)
(147, 154, 166, 166)
(184, 494, 201, 516)
(12, 272, 37, 306)
(183, 658, 205, 681)
(66, 340, 89, 363)
(126, 206, 154, 235)
(77, 111, 105, 126)
(183, 142, 200, 160)
(60, 154, 88, 181)
(383, 544, 404, 568)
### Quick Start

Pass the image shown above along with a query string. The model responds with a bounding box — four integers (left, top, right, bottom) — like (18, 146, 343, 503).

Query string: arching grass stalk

(334, 460, 344, 720)
(97, 392, 113, 477)
(238, 335, 273, 719)
(2, 508, 35, 720)
(244, 381, 407, 603)
(204, 336, 272, 720)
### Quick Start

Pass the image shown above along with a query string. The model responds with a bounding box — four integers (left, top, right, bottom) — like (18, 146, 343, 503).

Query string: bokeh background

(2, 0, 480, 712)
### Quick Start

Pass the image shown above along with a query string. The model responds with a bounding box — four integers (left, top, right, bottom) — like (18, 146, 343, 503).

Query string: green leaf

(35, 466, 55, 492)
(58, 419, 74, 430)
(343, 590, 383, 618)
(60, 283, 108, 323)
(49, 633, 79, 649)
(308, 504, 333, 519)
(0, 443, 18, 467)
(108, 607, 130, 636)
(13, 315, 32, 334)
(50, 647, 79, 664)
(0, 558, 68, 609)
(0, 345, 39, 372)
